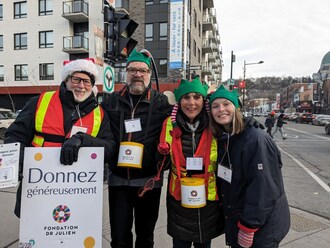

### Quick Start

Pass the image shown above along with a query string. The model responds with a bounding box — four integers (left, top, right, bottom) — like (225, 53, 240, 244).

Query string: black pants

(266, 126, 273, 137)
(108, 185, 161, 248)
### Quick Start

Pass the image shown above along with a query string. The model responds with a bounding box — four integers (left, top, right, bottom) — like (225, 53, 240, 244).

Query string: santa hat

(61, 58, 99, 84)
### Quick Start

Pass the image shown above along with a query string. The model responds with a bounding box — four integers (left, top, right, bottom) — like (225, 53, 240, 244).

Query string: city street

(1, 119, 330, 247)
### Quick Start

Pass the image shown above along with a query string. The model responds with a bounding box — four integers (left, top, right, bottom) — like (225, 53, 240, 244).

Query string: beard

(128, 79, 147, 95)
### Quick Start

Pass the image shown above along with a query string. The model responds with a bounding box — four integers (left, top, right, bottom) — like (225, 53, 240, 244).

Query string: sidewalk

(1, 180, 330, 248)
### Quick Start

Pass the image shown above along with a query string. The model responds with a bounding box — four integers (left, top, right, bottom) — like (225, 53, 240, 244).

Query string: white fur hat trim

(61, 59, 99, 82)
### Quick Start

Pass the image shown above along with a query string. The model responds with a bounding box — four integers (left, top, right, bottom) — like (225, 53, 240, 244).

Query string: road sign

(227, 79, 235, 85)
(189, 65, 202, 70)
(103, 64, 115, 93)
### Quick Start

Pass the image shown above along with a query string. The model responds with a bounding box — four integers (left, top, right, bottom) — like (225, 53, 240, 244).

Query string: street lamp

(242, 60, 264, 107)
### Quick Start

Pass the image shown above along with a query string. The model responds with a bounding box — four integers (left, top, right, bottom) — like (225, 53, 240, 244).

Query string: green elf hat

(209, 84, 240, 108)
(126, 49, 151, 67)
(174, 77, 207, 102)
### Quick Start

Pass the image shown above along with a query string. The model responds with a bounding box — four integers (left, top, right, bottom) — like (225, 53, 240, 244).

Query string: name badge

(125, 118, 142, 133)
(217, 164, 232, 183)
(70, 126, 88, 137)
(186, 157, 203, 170)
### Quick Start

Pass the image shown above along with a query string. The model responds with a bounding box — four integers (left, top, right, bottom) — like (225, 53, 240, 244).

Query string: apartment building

(0, 0, 222, 110)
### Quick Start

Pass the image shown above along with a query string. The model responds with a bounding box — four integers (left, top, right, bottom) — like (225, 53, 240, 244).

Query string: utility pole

(229, 51, 235, 90)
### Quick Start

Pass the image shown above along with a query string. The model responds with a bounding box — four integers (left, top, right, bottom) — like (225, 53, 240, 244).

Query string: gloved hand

(158, 142, 170, 155)
(238, 228, 254, 248)
(244, 117, 265, 129)
(60, 134, 83, 165)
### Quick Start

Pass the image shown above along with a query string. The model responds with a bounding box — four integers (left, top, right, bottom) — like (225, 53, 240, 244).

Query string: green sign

(103, 65, 115, 93)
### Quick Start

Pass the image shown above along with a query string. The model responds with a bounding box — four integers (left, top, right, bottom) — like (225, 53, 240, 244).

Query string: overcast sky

(214, 0, 330, 81)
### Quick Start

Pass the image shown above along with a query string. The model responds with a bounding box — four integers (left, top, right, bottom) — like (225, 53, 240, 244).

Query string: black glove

(60, 134, 83, 165)
(244, 117, 265, 129)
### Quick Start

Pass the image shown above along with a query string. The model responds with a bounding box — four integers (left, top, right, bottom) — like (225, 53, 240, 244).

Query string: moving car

(312, 115, 330, 126)
(295, 113, 314, 124)
(0, 108, 16, 139)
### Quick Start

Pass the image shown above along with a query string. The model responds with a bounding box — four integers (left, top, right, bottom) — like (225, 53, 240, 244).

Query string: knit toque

(126, 49, 151, 67)
(209, 84, 240, 108)
(174, 77, 207, 102)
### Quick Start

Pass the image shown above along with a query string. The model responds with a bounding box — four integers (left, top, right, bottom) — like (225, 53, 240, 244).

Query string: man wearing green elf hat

(101, 49, 174, 248)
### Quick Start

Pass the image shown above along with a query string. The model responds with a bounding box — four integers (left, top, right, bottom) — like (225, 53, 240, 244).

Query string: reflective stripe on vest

(161, 117, 218, 201)
(32, 90, 103, 147)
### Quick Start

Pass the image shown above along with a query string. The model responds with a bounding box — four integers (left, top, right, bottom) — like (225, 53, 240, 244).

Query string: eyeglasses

(126, 68, 150, 76)
(70, 76, 92, 86)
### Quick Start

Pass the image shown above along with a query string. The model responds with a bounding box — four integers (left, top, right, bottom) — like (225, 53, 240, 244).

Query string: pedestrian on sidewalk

(157, 78, 224, 248)
(101, 49, 174, 248)
(273, 113, 287, 140)
(264, 112, 275, 138)
(209, 85, 290, 248)
(4, 58, 116, 218)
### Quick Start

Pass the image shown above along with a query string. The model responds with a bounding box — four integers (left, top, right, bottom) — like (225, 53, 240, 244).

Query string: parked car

(312, 115, 330, 126)
(288, 112, 299, 121)
(0, 108, 16, 140)
(295, 113, 314, 124)
(325, 122, 330, 135)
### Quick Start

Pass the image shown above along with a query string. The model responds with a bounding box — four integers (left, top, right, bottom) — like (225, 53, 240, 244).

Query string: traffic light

(103, 1, 138, 61)
(103, 3, 115, 59)
(115, 12, 138, 58)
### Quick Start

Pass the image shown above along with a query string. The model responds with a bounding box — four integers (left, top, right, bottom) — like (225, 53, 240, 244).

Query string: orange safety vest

(32, 90, 103, 147)
(160, 117, 218, 201)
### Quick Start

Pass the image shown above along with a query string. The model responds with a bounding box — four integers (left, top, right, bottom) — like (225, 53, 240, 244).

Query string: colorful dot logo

(84, 236, 95, 248)
(53, 205, 70, 223)
(91, 153, 97, 159)
(34, 153, 43, 161)
(191, 190, 198, 197)
(125, 149, 132, 155)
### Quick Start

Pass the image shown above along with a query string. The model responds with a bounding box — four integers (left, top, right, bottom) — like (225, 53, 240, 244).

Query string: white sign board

(0, 142, 20, 189)
(169, 0, 183, 69)
(19, 147, 104, 248)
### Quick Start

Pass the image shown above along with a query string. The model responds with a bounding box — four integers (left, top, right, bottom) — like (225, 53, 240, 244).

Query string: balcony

(203, 0, 214, 9)
(62, 0, 89, 23)
(202, 62, 212, 76)
(62, 35, 89, 54)
(202, 39, 216, 53)
(208, 54, 216, 62)
(202, 15, 213, 31)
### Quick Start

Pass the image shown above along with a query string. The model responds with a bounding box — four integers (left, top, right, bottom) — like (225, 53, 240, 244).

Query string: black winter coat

(5, 82, 116, 217)
(217, 126, 290, 247)
(101, 85, 173, 179)
(167, 109, 224, 243)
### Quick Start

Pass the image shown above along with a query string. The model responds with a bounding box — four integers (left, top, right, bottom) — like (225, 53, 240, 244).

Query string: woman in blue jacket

(209, 85, 290, 248)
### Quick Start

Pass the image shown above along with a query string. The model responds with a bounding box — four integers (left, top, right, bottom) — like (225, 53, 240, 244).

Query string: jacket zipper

(198, 208, 203, 243)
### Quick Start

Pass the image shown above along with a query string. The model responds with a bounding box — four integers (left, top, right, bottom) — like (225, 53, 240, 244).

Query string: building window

(193, 40, 196, 57)
(159, 59, 167, 74)
(0, 35, 3, 51)
(39, 0, 53, 16)
(159, 22, 167, 41)
(145, 0, 153, 5)
(15, 64, 28, 81)
(14, 33, 27, 50)
(145, 23, 153, 41)
(39, 31, 53, 48)
(39, 63, 54, 80)
(14, 1, 27, 19)
(198, 48, 201, 63)
(0, 65, 4, 81)
(199, 22, 201, 37)
(0, 4, 3, 21)
(160, 0, 168, 3)
(194, 10, 197, 27)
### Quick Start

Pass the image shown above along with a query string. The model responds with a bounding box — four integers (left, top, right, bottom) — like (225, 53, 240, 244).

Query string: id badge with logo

(217, 164, 232, 183)
(186, 157, 203, 170)
(70, 126, 88, 137)
(125, 118, 142, 133)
